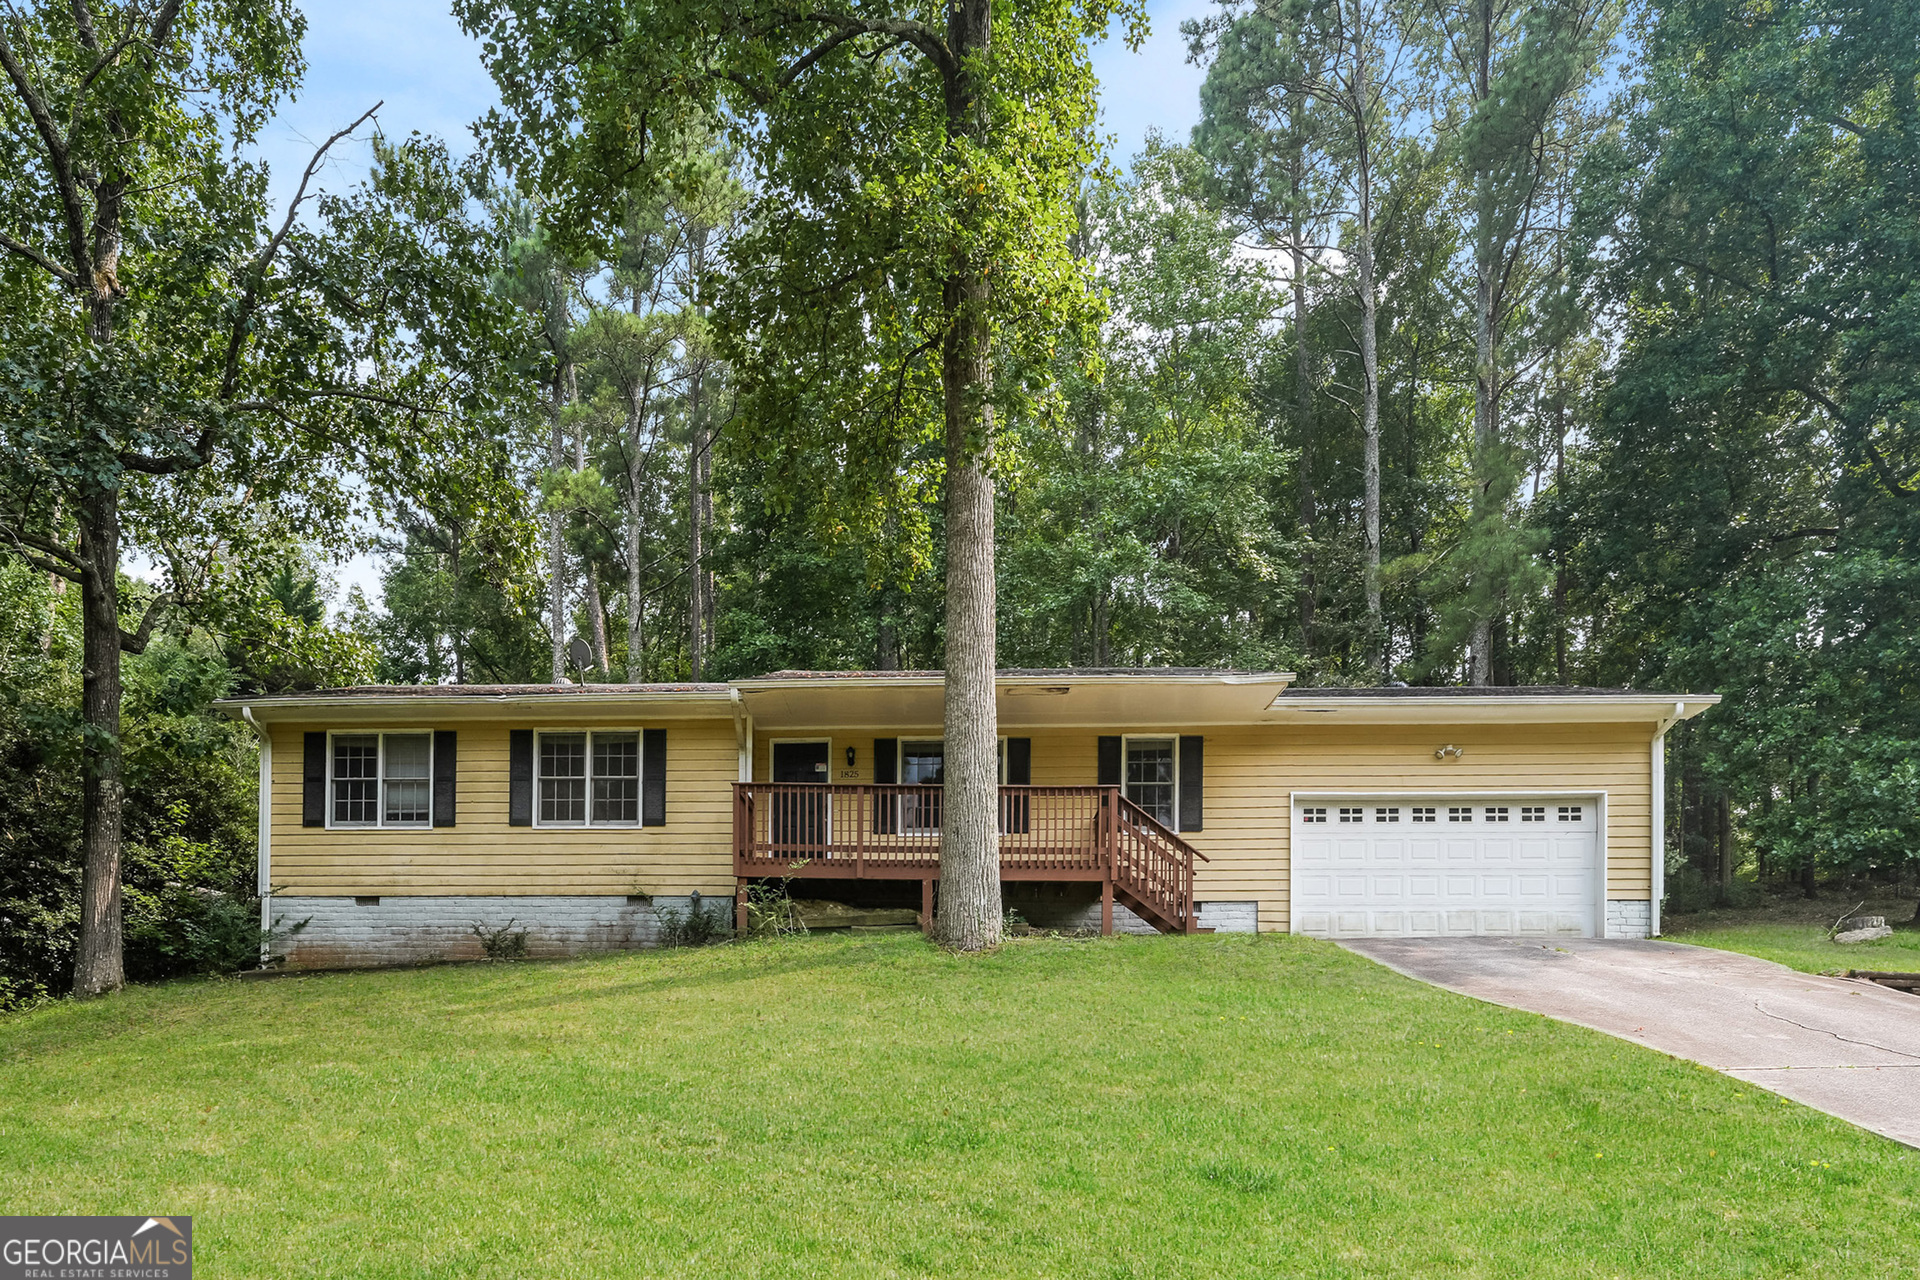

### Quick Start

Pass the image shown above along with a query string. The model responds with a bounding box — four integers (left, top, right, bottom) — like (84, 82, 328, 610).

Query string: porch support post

(736, 880, 751, 935)
(921, 877, 935, 935)
(1101, 875, 1113, 936)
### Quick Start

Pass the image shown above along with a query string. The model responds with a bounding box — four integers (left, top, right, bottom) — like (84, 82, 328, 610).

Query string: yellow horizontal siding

(267, 719, 740, 897)
(767, 722, 1653, 931)
(272, 716, 1653, 925)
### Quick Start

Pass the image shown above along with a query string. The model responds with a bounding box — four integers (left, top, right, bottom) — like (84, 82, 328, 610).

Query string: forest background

(2, 0, 1913, 999)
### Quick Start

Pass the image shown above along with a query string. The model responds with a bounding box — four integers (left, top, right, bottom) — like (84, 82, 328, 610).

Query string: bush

(471, 919, 530, 960)
(658, 894, 729, 947)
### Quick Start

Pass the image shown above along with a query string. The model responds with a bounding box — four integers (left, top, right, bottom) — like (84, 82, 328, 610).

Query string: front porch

(731, 783, 1206, 934)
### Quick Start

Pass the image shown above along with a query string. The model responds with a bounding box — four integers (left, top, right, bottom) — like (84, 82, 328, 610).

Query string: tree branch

(118, 590, 173, 654)
(221, 101, 383, 399)
(0, 518, 85, 582)
(0, 228, 79, 285)
(0, 23, 92, 284)
(775, 13, 955, 88)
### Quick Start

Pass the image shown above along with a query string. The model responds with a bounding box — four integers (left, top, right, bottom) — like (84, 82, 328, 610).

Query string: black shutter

(873, 737, 897, 834)
(642, 728, 667, 826)
(1179, 735, 1204, 832)
(1097, 735, 1122, 787)
(303, 732, 326, 827)
(1004, 738, 1031, 834)
(432, 730, 457, 827)
(509, 730, 533, 827)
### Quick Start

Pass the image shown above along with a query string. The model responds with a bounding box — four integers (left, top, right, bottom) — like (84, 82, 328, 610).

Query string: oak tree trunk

(73, 486, 127, 996)
(934, 0, 1002, 950)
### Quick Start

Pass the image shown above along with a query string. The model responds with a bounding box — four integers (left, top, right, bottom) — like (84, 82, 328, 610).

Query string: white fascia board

(1265, 694, 1720, 724)
(227, 689, 739, 722)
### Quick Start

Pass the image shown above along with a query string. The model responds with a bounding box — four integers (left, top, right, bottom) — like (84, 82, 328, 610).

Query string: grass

(1664, 891, 1920, 975)
(2, 934, 1916, 1278)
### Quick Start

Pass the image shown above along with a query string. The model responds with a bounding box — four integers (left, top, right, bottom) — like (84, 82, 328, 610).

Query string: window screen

(539, 733, 588, 824)
(332, 735, 380, 825)
(593, 733, 640, 824)
(382, 734, 432, 825)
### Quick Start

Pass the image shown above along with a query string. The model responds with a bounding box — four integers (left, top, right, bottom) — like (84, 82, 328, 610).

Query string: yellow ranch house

(222, 670, 1717, 967)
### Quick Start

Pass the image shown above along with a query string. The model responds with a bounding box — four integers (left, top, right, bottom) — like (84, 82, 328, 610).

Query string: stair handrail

(1112, 793, 1202, 931)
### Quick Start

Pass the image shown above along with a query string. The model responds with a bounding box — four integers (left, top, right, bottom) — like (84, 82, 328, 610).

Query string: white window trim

(532, 727, 646, 829)
(325, 728, 435, 831)
(1120, 734, 1180, 826)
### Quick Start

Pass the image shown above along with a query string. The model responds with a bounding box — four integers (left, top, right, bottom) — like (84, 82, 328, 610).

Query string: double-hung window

(330, 732, 432, 828)
(538, 731, 641, 826)
(1125, 737, 1177, 826)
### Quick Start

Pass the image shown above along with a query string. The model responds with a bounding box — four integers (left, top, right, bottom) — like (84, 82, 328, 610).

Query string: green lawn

(2, 935, 1914, 1278)
(1663, 894, 1920, 975)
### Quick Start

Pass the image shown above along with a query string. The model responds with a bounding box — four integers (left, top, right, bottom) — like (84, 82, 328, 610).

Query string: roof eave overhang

(218, 689, 740, 723)
(733, 671, 1300, 730)
(1264, 694, 1722, 725)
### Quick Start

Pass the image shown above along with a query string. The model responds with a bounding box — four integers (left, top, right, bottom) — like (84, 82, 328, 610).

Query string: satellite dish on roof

(567, 636, 593, 673)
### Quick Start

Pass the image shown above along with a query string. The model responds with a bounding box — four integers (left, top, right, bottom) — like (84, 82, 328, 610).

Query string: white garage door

(1291, 796, 1600, 938)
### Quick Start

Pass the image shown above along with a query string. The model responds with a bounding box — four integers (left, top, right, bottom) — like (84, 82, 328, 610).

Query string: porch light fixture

(1434, 744, 1465, 760)
(846, 746, 856, 767)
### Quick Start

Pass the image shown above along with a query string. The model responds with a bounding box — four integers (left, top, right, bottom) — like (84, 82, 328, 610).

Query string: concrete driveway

(1341, 936, 1920, 1148)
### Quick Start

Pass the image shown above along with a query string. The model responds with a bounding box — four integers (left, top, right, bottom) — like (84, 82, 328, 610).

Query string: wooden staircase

(1110, 796, 1209, 934)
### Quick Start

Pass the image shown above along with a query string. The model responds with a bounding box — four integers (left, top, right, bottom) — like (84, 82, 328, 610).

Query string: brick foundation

(270, 894, 727, 969)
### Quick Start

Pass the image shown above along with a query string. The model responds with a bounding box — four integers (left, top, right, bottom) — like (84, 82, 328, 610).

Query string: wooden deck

(732, 783, 1205, 934)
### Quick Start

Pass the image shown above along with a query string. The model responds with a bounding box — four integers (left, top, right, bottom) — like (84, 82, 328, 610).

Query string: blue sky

(264, 0, 1210, 605)
(260, 0, 1210, 213)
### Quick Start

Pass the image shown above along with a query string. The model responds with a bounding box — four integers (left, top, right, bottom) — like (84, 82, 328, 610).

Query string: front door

(771, 741, 831, 848)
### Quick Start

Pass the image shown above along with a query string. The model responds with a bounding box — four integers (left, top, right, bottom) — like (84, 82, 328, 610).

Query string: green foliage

(458, 0, 1140, 572)
(656, 895, 729, 947)
(0, 562, 260, 1004)
(471, 919, 531, 961)
(1000, 141, 1300, 669)
(1570, 0, 1920, 888)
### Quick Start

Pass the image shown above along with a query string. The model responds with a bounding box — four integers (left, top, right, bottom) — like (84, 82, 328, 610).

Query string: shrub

(471, 919, 530, 960)
(658, 894, 729, 947)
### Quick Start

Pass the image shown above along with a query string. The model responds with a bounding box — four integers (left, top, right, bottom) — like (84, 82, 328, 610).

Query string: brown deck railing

(731, 783, 1204, 932)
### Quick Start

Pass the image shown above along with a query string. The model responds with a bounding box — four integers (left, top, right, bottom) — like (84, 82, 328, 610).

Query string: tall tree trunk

(687, 359, 706, 679)
(626, 444, 646, 683)
(73, 487, 127, 996)
(450, 532, 469, 684)
(585, 573, 611, 675)
(1291, 190, 1317, 655)
(1355, 116, 1382, 679)
(935, 0, 1001, 950)
(1717, 792, 1734, 892)
(548, 369, 569, 683)
(1469, 8, 1496, 688)
(573, 412, 611, 675)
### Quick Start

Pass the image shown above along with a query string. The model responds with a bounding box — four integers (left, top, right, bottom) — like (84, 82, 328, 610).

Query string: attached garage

(1290, 794, 1603, 938)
